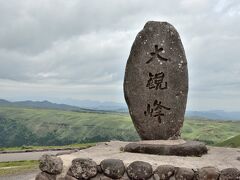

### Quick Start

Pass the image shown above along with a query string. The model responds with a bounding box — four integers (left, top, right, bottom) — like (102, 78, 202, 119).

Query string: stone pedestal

(34, 141, 240, 180)
(123, 140, 208, 157)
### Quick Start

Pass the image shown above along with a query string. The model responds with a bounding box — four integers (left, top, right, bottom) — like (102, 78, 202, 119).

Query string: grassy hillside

(0, 106, 239, 147)
(182, 117, 240, 145)
(0, 160, 38, 176)
(216, 134, 240, 148)
(0, 107, 139, 146)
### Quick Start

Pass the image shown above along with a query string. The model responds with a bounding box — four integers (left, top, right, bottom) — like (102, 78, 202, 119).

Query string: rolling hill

(1, 99, 240, 121)
(217, 134, 240, 148)
(0, 99, 95, 112)
(0, 106, 239, 147)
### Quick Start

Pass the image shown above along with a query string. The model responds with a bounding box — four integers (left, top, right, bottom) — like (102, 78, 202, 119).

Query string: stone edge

(35, 154, 240, 180)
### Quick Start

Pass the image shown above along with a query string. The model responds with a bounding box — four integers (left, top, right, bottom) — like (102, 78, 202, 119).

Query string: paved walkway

(57, 141, 240, 178)
(0, 171, 38, 180)
(0, 150, 73, 162)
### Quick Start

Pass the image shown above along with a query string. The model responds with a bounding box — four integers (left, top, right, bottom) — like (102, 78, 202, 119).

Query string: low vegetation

(216, 134, 240, 148)
(0, 106, 239, 147)
(0, 160, 38, 176)
(0, 143, 95, 152)
(182, 118, 240, 146)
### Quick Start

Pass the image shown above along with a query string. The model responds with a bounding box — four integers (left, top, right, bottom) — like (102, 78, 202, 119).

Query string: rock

(39, 154, 63, 175)
(120, 173, 132, 180)
(69, 158, 98, 179)
(126, 161, 153, 180)
(35, 172, 56, 180)
(174, 167, 194, 180)
(124, 21, 188, 140)
(91, 173, 130, 180)
(197, 166, 220, 180)
(97, 165, 103, 173)
(219, 168, 240, 180)
(62, 175, 78, 180)
(100, 159, 125, 179)
(91, 174, 112, 180)
(153, 165, 175, 179)
(124, 140, 207, 156)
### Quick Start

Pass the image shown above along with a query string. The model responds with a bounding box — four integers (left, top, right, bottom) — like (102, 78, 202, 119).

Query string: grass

(216, 134, 240, 148)
(0, 106, 139, 147)
(0, 143, 95, 152)
(182, 118, 240, 145)
(0, 160, 38, 176)
(0, 106, 240, 147)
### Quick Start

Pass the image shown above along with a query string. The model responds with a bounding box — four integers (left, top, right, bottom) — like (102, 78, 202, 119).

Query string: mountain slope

(0, 99, 103, 112)
(0, 106, 139, 147)
(217, 134, 240, 148)
(1, 99, 240, 120)
(0, 106, 240, 147)
(186, 110, 240, 121)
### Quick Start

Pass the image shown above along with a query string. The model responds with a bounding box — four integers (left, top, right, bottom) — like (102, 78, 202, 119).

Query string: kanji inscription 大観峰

(146, 72, 167, 90)
(144, 100, 170, 123)
(146, 45, 168, 64)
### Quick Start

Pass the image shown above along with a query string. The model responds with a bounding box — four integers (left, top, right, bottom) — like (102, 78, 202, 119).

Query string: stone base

(123, 139, 208, 157)
(34, 141, 240, 180)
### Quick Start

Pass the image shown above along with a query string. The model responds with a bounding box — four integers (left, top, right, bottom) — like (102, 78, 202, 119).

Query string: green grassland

(0, 106, 240, 147)
(217, 134, 240, 148)
(182, 118, 240, 145)
(0, 160, 38, 176)
(0, 143, 95, 152)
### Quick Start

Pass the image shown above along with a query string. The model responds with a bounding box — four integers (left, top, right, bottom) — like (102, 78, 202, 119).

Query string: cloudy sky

(0, 0, 239, 111)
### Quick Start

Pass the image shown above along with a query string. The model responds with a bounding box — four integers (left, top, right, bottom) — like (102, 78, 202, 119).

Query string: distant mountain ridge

(186, 110, 240, 121)
(0, 99, 97, 112)
(0, 99, 239, 121)
(60, 99, 127, 112)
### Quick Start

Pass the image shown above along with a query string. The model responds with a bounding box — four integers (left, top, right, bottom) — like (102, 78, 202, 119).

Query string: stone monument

(123, 21, 207, 156)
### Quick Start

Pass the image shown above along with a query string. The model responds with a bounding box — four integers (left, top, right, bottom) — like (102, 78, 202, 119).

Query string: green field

(0, 106, 240, 147)
(0, 160, 38, 176)
(217, 134, 240, 148)
(0, 143, 95, 152)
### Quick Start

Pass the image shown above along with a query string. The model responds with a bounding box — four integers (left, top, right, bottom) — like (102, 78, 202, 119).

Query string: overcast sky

(0, 0, 240, 111)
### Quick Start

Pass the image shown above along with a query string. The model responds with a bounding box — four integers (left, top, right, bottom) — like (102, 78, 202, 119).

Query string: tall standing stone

(124, 21, 188, 140)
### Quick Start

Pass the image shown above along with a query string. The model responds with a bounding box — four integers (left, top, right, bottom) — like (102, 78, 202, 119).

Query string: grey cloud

(0, 0, 240, 110)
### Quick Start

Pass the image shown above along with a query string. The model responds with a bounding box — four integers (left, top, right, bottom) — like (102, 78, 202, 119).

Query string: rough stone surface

(126, 161, 153, 180)
(90, 174, 112, 180)
(35, 172, 56, 180)
(153, 165, 175, 179)
(90, 173, 130, 180)
(61, 175, 78, 180)
(39, 154, 63, 175)
(197, 166, 220, 180)
(97, 165, 103, 173)
(69, 158, 98, 179)
(100, 159, 125, 179)
(219, 168, 240, 180)
(124, 21, 188, 140)
(57, 141, 239, 173)
(174, 167, 194, 180)
(124, 140, 207, 156)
